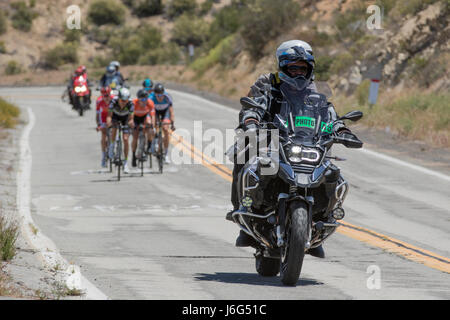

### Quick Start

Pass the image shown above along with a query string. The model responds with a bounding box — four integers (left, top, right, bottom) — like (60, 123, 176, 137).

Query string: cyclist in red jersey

(130, 89, 156, 167)
(96, 86, 114, 167)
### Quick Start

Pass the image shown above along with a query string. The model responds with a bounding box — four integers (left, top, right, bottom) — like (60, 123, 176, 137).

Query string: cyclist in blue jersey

(142, 78, 154, 94)
(149, 83, 175, 163)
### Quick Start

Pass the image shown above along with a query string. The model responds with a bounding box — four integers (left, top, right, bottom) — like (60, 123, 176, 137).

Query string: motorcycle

(71, 75, 91, 116)
(230, 85, 363, 286)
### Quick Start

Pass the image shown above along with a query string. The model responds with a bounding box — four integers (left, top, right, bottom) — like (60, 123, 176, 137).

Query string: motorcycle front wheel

(280, 201, 309, 286)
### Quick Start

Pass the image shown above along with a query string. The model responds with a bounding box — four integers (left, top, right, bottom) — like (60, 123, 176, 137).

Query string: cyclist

(130, 89, 156, 168)
(96, 86, 114, 168)
(142, 78, 154, 94)
(149, 83, 175, 163)
(106, 87, 134, 174)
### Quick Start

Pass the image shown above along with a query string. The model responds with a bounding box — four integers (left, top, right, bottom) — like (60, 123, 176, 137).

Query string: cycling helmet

(100, 86, 111, 96)
(137, 89, 149, 99)
(110, 61, 120, 71)
(118, 87, 131, 100)
(106, 65, 115, 75)
(154, 83, 164, 94)
(80, 65, 87, 73)
(142, 78, 153, 89)
(276, 40, 315, 91)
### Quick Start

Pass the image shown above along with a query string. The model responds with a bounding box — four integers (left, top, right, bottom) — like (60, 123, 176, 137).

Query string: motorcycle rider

(100, 64, 123, 88)
(227, 40, 362, 258)
(67, 65, 91, 106)
(107, 87, 134, 174)
(96, 86, 114, 168)
(149, 83, 175, 164)
(110, 61, 126, 84)
(130, 89, 156, 168)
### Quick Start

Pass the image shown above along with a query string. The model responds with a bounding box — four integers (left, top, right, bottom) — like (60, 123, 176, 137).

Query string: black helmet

(154, 83, 164, 94)
(137, 89, 149, 99)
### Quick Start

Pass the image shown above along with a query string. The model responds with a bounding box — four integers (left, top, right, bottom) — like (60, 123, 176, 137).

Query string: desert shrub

(11, 1, 38, 32)
(108, 24, 163, 65)
(171, 13, 210, 46)
(355, 79, 371, 106)
(240, 0, 299, 60)
(122, 0, 163, 17)
(314, 55, 333, 81)
(138, 42, 182, 65)
(166, 0, 197, 19)
(0, 215, 19, 261)
(0, 97, 20, 129)
(63, 28, 82, 43)
(4, 60, 23, 75)
(0, 41, 6, 54)
(0, 10, 7, 35)
(42, 42, 79, 69)
(88, 0, 126, 26)
(207, 3, 241, 49)
(199, 0, 214, 15)
(334, 1, 366, 41)
(330, 52, 353, 74)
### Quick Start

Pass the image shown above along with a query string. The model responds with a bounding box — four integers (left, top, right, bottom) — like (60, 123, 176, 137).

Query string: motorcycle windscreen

(276, 83, 333, 144)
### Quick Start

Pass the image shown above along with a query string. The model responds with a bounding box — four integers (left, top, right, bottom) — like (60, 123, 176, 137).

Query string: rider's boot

(306, 245, 325, 258)
(132, 152, 137, 167)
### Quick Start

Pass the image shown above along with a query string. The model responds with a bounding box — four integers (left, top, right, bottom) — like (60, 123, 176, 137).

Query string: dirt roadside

(0, 111, 79, 300)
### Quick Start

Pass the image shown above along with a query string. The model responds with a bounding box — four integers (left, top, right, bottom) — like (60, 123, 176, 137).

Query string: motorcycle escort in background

(228, 86, 363, 286)
(71, 74, 91, 116)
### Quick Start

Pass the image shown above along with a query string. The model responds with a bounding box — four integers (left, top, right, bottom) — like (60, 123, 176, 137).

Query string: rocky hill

(0, 0, 448, 146)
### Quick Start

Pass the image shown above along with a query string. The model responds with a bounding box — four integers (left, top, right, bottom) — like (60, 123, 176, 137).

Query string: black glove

(337, 130, 363, 148)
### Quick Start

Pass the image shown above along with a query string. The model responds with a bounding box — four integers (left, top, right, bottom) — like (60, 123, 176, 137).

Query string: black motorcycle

(230, 87, 363, 286)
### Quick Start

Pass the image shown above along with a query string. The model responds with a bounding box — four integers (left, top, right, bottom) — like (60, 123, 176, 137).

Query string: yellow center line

(169, 131, 450, 274)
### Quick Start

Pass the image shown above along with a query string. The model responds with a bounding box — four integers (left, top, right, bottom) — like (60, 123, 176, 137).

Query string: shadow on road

(194, 272, 323, 287)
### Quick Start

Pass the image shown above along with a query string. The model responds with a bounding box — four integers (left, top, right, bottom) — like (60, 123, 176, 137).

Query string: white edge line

(16, 107, 109, 300)
(170, 89, 450, 182)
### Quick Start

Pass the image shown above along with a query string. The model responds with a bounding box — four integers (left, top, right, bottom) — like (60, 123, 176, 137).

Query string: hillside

(0, 0, 449, 147)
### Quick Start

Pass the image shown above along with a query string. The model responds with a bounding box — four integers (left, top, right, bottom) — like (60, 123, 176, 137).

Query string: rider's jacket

(149, 92, 173, 111)
(240, 72, 346, 133)
(100, 72, 124, 88)
(132, 98, 155, 118)
(109, 97, 134, 117)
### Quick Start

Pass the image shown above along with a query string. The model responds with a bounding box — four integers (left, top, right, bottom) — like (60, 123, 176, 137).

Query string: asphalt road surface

(2, 86, 449, 300)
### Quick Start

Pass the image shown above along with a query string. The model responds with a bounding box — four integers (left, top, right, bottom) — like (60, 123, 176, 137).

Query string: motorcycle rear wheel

(280, 201, 309, 286)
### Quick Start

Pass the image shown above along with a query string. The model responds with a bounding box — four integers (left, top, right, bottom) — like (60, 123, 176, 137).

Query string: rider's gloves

(337, 129, 363, 148)
(171, 123, 176, 131)
(243, 118, 260, 131)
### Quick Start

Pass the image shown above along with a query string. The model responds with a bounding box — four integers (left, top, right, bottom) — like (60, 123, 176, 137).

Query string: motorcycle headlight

(288, 145, 321, 164)
(75, 86, 87, 93)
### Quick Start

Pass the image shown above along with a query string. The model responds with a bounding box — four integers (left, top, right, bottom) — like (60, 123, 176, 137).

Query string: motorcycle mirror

(339, 110, 363, 122)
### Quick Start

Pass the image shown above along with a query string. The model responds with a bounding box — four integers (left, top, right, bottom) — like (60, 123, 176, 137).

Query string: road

(2, 86, 449, 300)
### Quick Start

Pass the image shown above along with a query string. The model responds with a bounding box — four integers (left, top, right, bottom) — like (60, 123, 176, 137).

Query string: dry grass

(0, 214, 19, 262)
(0, 97, 20, 129)
(331, 88, 450, 148)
